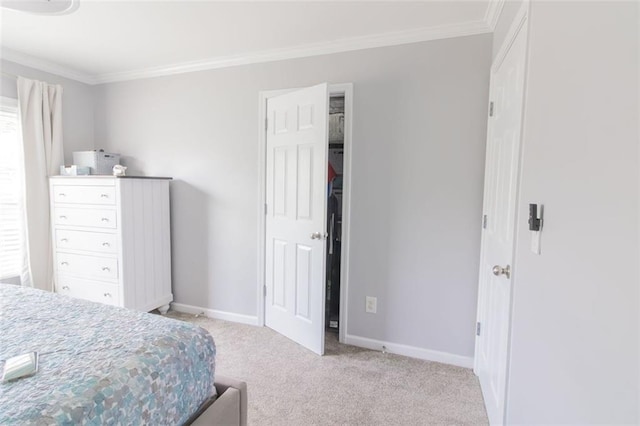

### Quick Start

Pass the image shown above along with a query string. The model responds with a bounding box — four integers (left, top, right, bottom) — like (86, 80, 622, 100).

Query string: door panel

(296, 145, 314, 220)
(273, 147, 289, 217)
(265, 83, 329, 355)
(475, 20, 528, 426)
(295, 244, 312, 320)
(273, 239, 287, 309)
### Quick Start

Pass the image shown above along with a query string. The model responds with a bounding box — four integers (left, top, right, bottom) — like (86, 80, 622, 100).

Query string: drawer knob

(101, 218, 109, 222)
(62, 285, 69, 290)
(103, 293, 112, 297)
(58, 193, 66, 197)
(102, 267, 111, 272)
(60, 238, 68, 243)
(59, 216, 67, 220)
(102, 242, 110, 247)
(100, 194, 109, 198)
(61, 261, 69, 266)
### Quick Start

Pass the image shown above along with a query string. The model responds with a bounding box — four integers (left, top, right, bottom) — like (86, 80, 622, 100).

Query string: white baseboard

(344, 334, 474, 369)
(170, 304, 472, 367)
(170, 302, 259, 326)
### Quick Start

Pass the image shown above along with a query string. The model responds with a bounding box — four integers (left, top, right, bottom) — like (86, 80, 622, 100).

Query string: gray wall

(502, 1, 639, 423)
(94, 34, 492, 358)
(0, 60, 95, 163)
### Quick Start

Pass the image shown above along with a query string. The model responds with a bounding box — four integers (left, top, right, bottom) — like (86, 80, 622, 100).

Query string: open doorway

(325, 95, 345, 335)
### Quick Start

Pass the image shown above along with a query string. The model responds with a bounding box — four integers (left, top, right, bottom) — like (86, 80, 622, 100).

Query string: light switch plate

(531, 230, 541, 255)
(366, 296, 377, 313)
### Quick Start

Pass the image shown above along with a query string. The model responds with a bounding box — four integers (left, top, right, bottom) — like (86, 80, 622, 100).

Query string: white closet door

(265, 83, 329, 355)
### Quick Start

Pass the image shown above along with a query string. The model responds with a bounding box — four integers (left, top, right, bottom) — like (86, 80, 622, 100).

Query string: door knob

(492, 265, 511, 279)
(310, 232, 327, 240)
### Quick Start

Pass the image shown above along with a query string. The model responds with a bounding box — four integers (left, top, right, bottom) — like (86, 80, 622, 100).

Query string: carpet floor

(167, 311, 488, 425)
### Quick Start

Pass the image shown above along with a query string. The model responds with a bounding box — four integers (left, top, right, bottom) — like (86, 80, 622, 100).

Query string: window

(0, 97, 24, 283)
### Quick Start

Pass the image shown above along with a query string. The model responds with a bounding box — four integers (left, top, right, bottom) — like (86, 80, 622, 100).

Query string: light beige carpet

(167, 311, 488, 425)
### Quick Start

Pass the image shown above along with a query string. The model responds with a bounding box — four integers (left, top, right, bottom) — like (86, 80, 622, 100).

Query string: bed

(0, 285, 247, 425)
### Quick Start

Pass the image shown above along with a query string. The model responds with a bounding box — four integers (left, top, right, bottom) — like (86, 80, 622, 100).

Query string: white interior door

(265, 83, 329, 355)
(474, 20, 528, 425)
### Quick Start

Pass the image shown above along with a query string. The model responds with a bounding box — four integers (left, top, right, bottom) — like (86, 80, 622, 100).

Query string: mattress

(0, 285, 216, 425)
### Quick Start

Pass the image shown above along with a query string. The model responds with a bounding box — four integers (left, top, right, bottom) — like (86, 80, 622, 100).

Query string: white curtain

(17, 77, 64, 291)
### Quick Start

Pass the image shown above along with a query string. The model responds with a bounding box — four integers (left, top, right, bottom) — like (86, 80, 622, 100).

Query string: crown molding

(93, 20, 491, 84)
(484, 0, 506, 31)
(1, 47, 96, 85)
(2, 16, 495, 86)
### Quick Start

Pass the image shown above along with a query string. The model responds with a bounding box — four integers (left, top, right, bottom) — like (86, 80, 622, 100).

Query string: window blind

(0, 101, 24, 281)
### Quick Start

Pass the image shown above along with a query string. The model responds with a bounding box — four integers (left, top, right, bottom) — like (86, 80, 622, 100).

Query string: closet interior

(326, 95, 345, 334)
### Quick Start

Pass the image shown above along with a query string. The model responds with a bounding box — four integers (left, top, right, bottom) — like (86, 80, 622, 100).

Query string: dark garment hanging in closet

(326, 192, 340, 321)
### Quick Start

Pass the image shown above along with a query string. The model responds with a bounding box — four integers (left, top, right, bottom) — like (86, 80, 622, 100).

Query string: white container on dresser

(49, 176, 173, 313)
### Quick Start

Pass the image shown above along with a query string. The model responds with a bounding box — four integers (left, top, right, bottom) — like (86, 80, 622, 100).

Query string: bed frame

(188, 376, 248, 426)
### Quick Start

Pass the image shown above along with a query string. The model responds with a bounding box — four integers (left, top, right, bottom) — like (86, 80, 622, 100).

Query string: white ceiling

(0, 1, 500, 84)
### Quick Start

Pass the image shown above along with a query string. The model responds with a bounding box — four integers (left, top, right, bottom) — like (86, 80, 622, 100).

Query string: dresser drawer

(57, 276, 120, 307)
(54, 207, 117, 229)
(55, 229, 117, 254)
(52, 185, 116, 205)
(56, 252, 119, 281)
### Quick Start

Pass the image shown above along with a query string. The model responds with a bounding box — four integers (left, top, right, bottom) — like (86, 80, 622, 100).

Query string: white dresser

(49, 176, 173, 313)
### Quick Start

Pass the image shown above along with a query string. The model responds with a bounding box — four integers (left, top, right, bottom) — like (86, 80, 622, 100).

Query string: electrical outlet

(366, 296, 377, 314)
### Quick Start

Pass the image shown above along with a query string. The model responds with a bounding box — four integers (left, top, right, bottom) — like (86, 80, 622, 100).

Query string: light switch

(529, 203, 543, 255)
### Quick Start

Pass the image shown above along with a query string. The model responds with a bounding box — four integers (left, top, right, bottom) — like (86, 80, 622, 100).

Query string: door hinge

(476, 322, 482, 336)
(489, 101, 494, 117)
(482, 214, 488, 229)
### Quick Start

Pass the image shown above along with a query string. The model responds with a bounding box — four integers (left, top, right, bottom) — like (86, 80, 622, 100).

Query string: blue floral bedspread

(0, 285, 216, 425)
